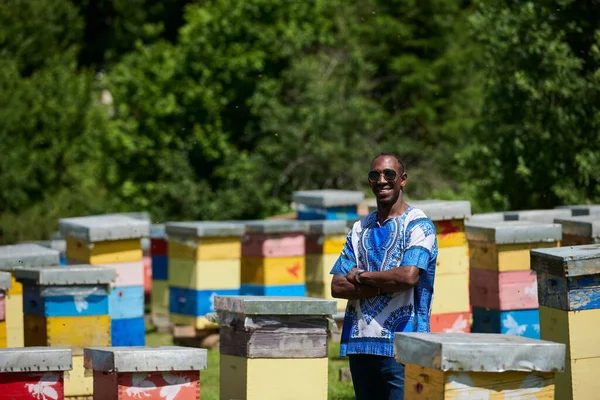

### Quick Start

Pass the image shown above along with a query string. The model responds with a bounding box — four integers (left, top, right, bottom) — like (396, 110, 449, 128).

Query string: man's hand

(346, 267, 362, 285)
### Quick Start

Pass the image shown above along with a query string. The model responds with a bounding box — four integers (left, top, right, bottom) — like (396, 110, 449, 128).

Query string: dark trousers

(349, 354, 405, 400)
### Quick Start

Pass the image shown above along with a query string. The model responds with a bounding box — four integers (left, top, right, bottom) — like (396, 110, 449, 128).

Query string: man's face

(368, 156, 407, 204)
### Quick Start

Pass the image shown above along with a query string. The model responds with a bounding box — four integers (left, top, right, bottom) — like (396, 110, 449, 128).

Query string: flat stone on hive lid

(14, 265, 116, 286)
(83, 346, 208, 372)
(394, 333, 565, 373)
(0, 347, 72, 372)
(555, 204, 600, 216)
(554, 216, 600, 239)
(307, 220, 349, 236)
(58, 215, 150, 242)
(408, 200, 471, 221)
(0, 271, 11, 291)
(465, 220, 562, 244)
(214, 295, 336, 315)
(292, 190, 365, 208)
(165, 221, 245, 238)
(504, 208, 572, 223)
(0, 244, 60, 270)
(531, 244, 600, 277)
(244, 220, 309, 234)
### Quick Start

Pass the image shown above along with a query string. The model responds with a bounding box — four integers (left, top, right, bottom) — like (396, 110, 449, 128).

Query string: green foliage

(464, 0, 600, 210)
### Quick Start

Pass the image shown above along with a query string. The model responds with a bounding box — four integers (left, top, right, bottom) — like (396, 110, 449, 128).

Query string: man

(330, 152, 438, 400)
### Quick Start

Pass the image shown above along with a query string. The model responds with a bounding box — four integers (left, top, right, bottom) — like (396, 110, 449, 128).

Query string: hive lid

(0, 243, 60, 270)
(555, 204, 600, 217)
(150, 224, 166, 239)
(554, 216, 600, 239)
(165, 221, 245, 238)
(0, 271, 11, 291)
(244, 220, 309, 234)
(292, 190, 365, 208)
(504, 208, 572, 223)
(466, 212, 507, 223)
(214, 295, 336, 315)
(465, 220, 562, 244)
(394, 333, 565, 372)
(531, 244, 600, 277)
(408, 200, 471, 221)
(0, 347, 72, 372)
(84, 346, 207, 372)
(307, 220, 349, 235)
(58, 215, 150, 242)
(14, 265, 116, 285)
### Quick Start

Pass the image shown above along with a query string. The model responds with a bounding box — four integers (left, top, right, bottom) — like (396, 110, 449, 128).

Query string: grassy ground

(146, 330, 355, 400)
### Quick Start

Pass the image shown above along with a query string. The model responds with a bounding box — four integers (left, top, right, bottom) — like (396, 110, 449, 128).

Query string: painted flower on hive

(443, 314, 468, 333)
(502, 314, 527, 336)
(160, 372, 193, 400)
(446, 373, 491, 399)
(74, 294, 89, 313)
(124, 373, 156, 398)
(524, 281, 537, 299)
(25, 372, 60, 400)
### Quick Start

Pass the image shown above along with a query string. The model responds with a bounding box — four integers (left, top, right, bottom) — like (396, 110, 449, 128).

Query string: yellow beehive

(151, 279, 169, 316)
(66, 236, 142, 265)
(168, 236, 242, 261)
(241, 256, 305, 286)
(24, 314, 111, 350)
(396, 332, 565, 400)
(64, 354, 93, 399)
(168, 258, 241, 290)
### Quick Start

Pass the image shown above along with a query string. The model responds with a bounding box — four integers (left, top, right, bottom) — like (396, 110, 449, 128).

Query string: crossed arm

(331, 266, 420, 300)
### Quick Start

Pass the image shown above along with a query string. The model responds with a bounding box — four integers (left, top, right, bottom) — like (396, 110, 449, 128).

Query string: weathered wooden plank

(531, 244, 600, 277)
(537, 272, 600, 310)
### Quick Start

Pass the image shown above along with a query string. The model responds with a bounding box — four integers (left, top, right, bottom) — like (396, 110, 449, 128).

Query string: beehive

(467, 220, 561, 339)
(395, 332, 565, 399)
(293, 190, 364, 221)
(553, 215, 600, 246)
(216, 295, 335, 400)
(0, 243, 60, 347)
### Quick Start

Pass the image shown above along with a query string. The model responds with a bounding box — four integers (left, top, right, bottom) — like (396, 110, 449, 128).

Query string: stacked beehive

(0, 348, 72, 398)
(395, 332, 565, 398)
(532, 245, 600, 399)
(167, 221, 244, 330)
(84, 346, 208, 399)
(411, 200, 472, 333)
(554, 215, 600, 246)
(241, 220, 308, 296)
(0, 243, 60, 347)
(150, 224, 169, 326)
(467, 220, 561, 339)
(293, 190, 364, 221)
(216, 295, 336, 400)
(305, 220, 348, 314)
(15, 265, 115, 398)
(0, 272, 10, 347)
(59, 215, 150, 346)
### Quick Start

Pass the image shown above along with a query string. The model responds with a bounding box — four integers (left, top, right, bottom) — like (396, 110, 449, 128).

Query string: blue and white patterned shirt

(330, 206, 438, 357)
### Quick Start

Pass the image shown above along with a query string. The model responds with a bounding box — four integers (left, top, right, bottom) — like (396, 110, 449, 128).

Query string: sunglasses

(368, 169, 399, 183)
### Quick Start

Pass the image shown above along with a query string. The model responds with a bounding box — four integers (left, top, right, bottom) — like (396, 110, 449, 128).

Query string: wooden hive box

(467, 220, 562, 339)
(532, 244, 600, 400)
(553, 215, 600, 246)
(293, 189, 364, 221)
(0, 271, 11, 347)
(166, 222, 245, 331)
(0, 243, 60, 348)
(395, 332, 565, 399)
(84, 346, 207, 400)
(215, 295, 336, 400)
(0, 347, 72, 399)
(240, 221, 308, 297)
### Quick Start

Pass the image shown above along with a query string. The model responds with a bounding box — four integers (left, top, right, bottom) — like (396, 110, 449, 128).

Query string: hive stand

(293, 189, 364, 221)
(395, 332, 565, 399)
(84, 346, 208, 400)
(466, 220, 562, 339)
(216, 296, 336, 400)
(553, 215, 600, 246)
(240, 220, 308, 296)
(0, 347, 72, 399)
(59, 214, 150, 347)
(15, 265, 116, 399)
(532, 244, 600, 399)
(0, 243, 60, 347)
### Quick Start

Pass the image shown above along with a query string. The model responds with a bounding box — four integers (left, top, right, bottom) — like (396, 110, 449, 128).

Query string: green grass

(146, 330, 354, 399)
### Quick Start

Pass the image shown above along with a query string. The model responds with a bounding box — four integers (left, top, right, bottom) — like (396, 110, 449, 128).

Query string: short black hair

(371, 152, 405, 173)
